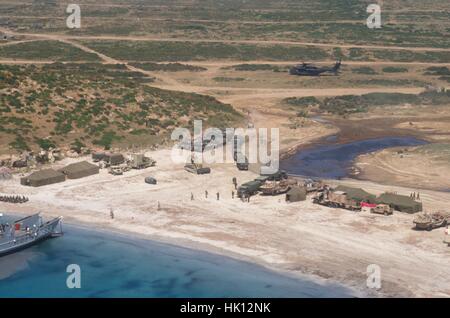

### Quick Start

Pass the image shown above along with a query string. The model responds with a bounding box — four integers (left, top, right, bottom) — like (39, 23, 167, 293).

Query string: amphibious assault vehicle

(259, 179, 295, 196)
(413, 212, 450, 231)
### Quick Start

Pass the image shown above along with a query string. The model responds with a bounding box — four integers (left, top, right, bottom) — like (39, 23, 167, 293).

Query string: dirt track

(2, 27, 450, 52)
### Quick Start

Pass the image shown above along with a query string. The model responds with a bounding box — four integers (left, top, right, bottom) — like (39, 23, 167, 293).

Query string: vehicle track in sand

(0, 27, 447, 121)
(1, 27, 449, 52)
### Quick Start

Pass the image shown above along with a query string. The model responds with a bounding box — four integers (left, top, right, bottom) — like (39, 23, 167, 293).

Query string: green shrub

(352, 67, 377, 75)
(382, 67, 408, 73)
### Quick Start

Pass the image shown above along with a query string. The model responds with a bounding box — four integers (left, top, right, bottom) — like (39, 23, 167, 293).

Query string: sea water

(0, 224, 354, 297)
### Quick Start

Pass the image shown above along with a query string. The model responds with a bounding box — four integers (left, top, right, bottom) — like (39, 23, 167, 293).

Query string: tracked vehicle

(413, 212, 450, 231)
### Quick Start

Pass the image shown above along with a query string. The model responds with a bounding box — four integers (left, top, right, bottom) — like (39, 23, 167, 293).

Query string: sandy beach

(1, 146, 449, 298)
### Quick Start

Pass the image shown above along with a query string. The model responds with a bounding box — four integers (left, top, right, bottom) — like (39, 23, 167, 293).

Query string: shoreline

(1, 134, 449, 297)
(3, 210, 365, 297)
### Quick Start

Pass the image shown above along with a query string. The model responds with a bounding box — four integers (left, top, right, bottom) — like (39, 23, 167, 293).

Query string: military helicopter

(289, 60, 341, 76)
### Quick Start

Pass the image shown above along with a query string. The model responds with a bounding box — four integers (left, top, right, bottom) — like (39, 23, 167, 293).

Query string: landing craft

(0, 213, 63, 257)
(289, 60, 341, 76)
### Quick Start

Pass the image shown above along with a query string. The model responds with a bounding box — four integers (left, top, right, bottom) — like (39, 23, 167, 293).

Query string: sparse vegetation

(0, 63, 242, 152)
(284, 91, 450, 116)
(213, 77, 245, 82)
(424, 66, 450, 76)
(0, 40, 100, 61)
(81, 40, 331, 61)
(382, 67, 408, 73)
(352, 67, 377, 75)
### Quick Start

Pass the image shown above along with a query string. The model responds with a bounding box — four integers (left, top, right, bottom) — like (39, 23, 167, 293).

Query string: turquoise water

(0, 224, 354, 298)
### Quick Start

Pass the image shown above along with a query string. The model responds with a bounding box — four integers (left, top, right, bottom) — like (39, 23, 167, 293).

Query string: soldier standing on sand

(191, 192, 194, 201)
(232, 191, 234, 199)
(232, 177, 237, 190)
(216, 192, 220, 200)
(247, 195, 250, 203)
(205, 190, 208, 199)
(110, 208, 115, 220)
(157, 201, 161, 210)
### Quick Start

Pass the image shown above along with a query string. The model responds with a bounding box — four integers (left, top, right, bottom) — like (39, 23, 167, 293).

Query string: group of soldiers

(0, 195, 29, 204)
(189, 177, 241, 201)
(410, 192, 421, 200)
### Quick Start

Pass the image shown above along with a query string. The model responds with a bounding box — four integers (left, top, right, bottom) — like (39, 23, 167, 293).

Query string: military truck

(313, 189, 360, 211)
(129, 154, 156, 169)
(370, 204, 394, 216)
(237, 180, 262, 198)
(413, 212, 450, 231)
(236, 155, 249, 171)
(92, 152, 106, 163)
(184, 163, 211, 174)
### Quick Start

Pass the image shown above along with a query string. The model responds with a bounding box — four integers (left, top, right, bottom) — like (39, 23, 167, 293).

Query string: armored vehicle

(413, 212, 450, 231)
(370, 204, 394, 216)
(184, 163, 211, 174)
(314, 188, 360, 211)
(303, 179, 324, 193)
(0, 213, 63, 256)
(290, 60, 341, 76)
(260, 179, 295, 196)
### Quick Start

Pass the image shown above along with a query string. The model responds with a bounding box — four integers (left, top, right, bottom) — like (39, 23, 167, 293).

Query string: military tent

(21, 169, 65, 187)
(286, 186, 307, 202)
(60, 161, 99, 179)
(335, 185, 376, 203)
(376, 193, 422, 213)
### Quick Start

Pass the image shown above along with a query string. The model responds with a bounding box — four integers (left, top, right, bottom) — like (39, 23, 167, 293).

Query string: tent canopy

(376, 193, 422, 213)
(21, 169, 65, 187)
(335, 185, 376, 203)
(60, 161, 99, 179)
